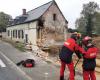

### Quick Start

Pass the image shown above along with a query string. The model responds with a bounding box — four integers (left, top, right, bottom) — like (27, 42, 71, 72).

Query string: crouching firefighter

(59, 33, 82, 80)
(82, 36, 98, 80)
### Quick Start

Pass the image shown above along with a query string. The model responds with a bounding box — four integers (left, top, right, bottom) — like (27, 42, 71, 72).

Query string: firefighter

(59, 33, 82, 80)
(82, 36, 98, 80)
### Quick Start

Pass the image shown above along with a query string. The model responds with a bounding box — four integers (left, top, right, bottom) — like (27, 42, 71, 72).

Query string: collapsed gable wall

(37, 2, 68, 47)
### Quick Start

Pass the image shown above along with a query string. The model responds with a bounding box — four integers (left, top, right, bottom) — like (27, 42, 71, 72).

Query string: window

(22, 30, 24, 39)
(15, 30, 17, 38)
(13, 30, 16, 38)
(11, 31, 12, 38)
(38, 19, 43, 26)
(18, 30, 24, 39)
(18, 30, 20, 38)
(8, 30, 10, 36)
(53, 14, 57, 21)
(25, 34, 28, 43)
(13, 30, 14, 38)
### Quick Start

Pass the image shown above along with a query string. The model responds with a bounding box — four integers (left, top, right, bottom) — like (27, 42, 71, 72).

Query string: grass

(1, 38, 26, 52)
(45, 60, 52, 64)
(15, 42, 26, 52)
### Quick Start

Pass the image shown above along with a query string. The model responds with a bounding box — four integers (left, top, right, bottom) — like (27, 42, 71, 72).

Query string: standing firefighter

(59, 33, 82, 80)
(82, 36, 98, 80)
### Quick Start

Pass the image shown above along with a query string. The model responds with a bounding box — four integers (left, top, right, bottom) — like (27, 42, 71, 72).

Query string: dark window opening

(38, 19, 43, 27)
(22, 30, 24, 39)
(13, 30, 14, 38)
(11, 31, 12, 38)
(53, 14, 56, 21)
(18, 30, 20, 38)
(25, 34, 28, 43)
(8, 30, 10, 36)
(15, 30, 17, 38)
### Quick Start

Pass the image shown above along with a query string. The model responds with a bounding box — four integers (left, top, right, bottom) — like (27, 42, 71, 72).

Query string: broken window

(38, 19, 43, 27)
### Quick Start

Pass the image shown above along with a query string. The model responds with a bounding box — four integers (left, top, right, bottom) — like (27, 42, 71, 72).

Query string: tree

(75, 17, 86, 33)
(76, 2, 99, 36)
(93, 12, 100, 34)
(0, 12, 12, 32)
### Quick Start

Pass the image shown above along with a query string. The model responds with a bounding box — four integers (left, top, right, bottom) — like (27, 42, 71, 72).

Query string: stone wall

(37, 2, 68, 47)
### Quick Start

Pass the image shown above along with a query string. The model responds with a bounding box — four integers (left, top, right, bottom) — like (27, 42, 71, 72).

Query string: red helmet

(82, 36, 92, 45)
(83, 36, 91, 41)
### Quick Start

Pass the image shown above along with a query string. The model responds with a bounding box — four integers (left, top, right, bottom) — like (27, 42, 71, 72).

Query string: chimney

(22, 9, 26, 15)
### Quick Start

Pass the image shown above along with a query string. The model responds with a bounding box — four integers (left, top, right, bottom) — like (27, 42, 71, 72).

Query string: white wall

(25, 21, 37, 45)
(7, 21, 37, 45)
(28, 29, 37, 45)
(7, 23, 29, 42)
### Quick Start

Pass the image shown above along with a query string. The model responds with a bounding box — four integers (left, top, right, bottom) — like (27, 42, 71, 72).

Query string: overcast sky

(0, 0, 100, 28)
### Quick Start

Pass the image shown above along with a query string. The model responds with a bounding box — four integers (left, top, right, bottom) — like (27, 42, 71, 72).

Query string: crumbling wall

(37, 2, 67, 48)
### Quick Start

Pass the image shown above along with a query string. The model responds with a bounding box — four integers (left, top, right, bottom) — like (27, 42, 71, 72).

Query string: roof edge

(27, 0, 53, 14)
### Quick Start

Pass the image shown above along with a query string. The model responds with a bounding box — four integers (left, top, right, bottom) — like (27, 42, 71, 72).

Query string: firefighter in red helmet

(82, 36, 98, 80)
(59, 33, 82, 80)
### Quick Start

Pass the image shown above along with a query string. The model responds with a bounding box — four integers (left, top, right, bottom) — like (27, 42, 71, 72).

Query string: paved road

(0, 40, 60, 80)
(0, 51, 32, 80)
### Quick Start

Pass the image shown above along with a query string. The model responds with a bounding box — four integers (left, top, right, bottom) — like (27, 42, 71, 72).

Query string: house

(6, 0, 68, 49)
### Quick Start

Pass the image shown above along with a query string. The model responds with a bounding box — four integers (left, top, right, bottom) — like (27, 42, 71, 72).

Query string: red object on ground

(25, 63, 33, 67)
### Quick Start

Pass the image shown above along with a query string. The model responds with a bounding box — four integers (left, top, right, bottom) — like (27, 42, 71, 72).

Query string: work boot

(60, 76, 64, 80)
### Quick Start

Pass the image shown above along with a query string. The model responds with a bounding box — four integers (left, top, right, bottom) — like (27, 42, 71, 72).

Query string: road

(0, 40, 60, 80)
(0, 50, 32, 80)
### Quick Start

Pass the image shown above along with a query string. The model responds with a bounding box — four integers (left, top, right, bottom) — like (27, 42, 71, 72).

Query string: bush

(1, 38, 26, 52)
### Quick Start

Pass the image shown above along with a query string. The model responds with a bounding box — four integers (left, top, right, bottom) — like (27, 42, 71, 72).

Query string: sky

(0, 0, 100, 29)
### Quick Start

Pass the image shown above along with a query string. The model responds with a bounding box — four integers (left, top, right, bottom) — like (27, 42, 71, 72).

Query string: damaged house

(7, 0, 68, 50)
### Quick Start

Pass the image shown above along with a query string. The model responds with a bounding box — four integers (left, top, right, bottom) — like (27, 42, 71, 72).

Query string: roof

(9, 1, 53, 26)
(9, 0, 68, 26)
(25, 1, 53, 22)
